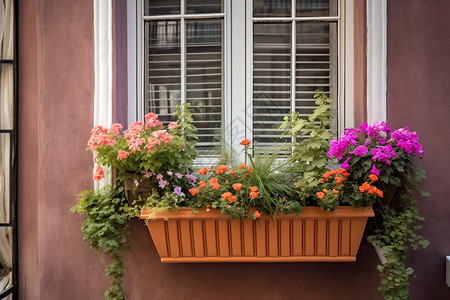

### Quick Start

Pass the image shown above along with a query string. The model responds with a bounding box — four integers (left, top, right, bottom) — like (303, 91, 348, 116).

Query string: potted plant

(326, 121, 429, 299)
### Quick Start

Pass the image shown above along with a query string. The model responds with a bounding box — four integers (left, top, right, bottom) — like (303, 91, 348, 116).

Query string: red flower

(254, 211, 261, 218)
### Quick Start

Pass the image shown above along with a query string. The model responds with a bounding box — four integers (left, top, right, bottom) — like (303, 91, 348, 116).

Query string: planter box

(140, 207, 374, 263)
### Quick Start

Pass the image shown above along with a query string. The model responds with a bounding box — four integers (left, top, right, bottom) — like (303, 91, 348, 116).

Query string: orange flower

(333, 189, 339, 194)
(189, 188, 199, 196)
(316, 192, 325, 199)
(343, 172, 351, 178)
(250, 186, 259, 192)
(335, 176, 344, 184)
(221, 192, 232, 200)
(249, 191, 259, 198)
(229, 195, 237, 203)
(239, 163, 248, 169)
(323, 189, 328, 194)
(197, 168, 209, 175)
(212, 184, 221, 190)
(247, 167, 254, 172)
(215, 164, 229, 175)
(240, 139, 251, 146)
(232, 183, 243, 190)
(369, 174, 378, 182)
(198, 181, 207, 189)
(254, 211, 261, 218)
(359, 182, 371, 193)
(319, 179, 324, 183)
(209, 177, 219, 186)
(229, 170, 236, 175)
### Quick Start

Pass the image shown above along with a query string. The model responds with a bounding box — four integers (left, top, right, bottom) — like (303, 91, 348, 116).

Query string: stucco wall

(386, 0, 450, 299)
(17, 0, 450, 299)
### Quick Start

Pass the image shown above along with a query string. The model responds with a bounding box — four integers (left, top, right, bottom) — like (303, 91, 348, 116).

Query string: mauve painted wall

(386, 1, 450, 299)
(16, 0, 450, 299)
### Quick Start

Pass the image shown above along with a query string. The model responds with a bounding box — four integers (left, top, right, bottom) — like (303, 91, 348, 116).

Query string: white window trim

(94, 0, 113, 188)
(367, 0, 387, 124)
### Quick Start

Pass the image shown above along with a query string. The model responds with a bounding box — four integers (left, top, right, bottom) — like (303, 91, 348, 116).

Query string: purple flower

(185, 174, 197, 183)
(370, 165, 380, 176)
(392, 127, 424, 155)
(340, 157, 351, 170)
(174, 186, 183, 196)
(352, 145, 368, 156)
(371, 144, 397, 165)
(327, 129, 359, 160)
(175, 173, 183, 179)
(158, 180, 168, 188)
(156, 173, 163, 180)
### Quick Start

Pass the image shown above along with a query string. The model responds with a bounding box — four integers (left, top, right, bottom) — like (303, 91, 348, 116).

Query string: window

(130, 0, 352, 161)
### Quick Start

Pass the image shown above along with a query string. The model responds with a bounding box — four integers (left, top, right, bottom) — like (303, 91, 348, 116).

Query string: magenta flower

(352, 145, 368, 156)
(370, 165, 380, 176)
(340, 157, 351, 170)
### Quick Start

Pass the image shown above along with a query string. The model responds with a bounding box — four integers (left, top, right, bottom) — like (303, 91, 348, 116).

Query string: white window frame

(128, 0, 356, 159)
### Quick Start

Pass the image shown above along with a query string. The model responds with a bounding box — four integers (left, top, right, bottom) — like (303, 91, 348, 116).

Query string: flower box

(140, 206, 374, 263)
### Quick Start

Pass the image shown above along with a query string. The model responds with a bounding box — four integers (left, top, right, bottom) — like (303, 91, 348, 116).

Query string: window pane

(0, 65, 14, 130)
(296, 0, 338, 17)
(0, 227, 13, 285)
(295, 22, 337, 114)
(144, 21, 181, 123)
(186, 19, 223, 156)
(0, 133, 10, 224)
(253, 23, 292, 147)
(253, 0, 291, 17)
(144, 0, 180, 16)
(186, 0, 223, 14)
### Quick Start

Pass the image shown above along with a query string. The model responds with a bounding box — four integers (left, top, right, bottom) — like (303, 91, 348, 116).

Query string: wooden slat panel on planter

(217, 220, 229, 257)
(328, 219, 339, 257)
(167, 221, 180, 258)
(268, 220, 278, 257)
(179, 220, 192, 257)
(255, 220, 266, 257)
(280, 219, 290, 256)
(243, 219, 255, 256)
(340, 219, 351, 256)
(292, 219, 302, 256)
(192, 220, 205, 257)
(305, 219, 315, 256)
(317, 219, 327, 256)
(141, 207, 374, 262)
(204, 220, 217, 257)
(230, 220, 241, 256)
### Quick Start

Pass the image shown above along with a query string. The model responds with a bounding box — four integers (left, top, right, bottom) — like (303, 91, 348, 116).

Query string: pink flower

(117, 150, 130, 160)
(152, 130, 174, 144)
(144, 112, 163, 129)
(108, 123, 123, 136)
(143, 170, 153, 178)
(168, 122, 178, 130)
(93, 165, 104, 181)
(144, 137, 161, 152)
(134, 179, 139, 186)
(123, 121, 143, 139)
(127, 137, 145, 153)
(87, 125, 116, 149)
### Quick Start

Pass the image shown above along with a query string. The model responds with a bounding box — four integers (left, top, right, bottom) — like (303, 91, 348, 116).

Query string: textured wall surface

(387, 0, 450, 299)
(17, 0, 450, 299)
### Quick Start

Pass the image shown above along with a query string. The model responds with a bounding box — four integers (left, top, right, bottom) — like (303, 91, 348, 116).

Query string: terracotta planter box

(140, 207, 374, 263)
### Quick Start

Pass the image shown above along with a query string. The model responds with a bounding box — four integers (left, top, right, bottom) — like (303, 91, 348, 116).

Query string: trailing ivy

(72, 186, 131, 299)
(373, 167, 429, 299)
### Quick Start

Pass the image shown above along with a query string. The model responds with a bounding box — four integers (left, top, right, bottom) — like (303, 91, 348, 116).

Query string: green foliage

(372, 166, 429, 299)
(72, 186, 131, 299)
(279, 91, 336, 203)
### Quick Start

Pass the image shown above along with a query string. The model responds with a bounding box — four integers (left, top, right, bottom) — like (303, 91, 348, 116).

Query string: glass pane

(186, 19, 223, 155)
(295, 22, 337, 115)
(296, 0, 338, 17)
(253, 23, 292, 147)
(0, 227, 13, 293)
(0, 133, 10, 224)
(186, 0, 223, 14)
(0, 64, 14, 130)
(144, 21, 181, 123)
(144, 0, 180, 16)
(0, 0, 14, 60)
(253, 0, 291, 17)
